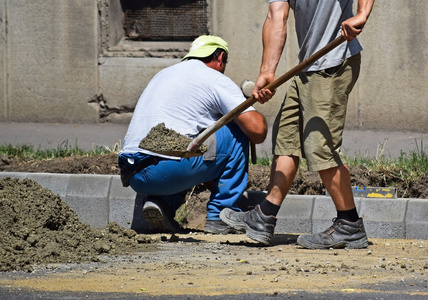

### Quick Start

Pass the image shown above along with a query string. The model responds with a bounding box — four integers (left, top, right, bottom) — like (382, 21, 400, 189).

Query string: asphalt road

(2, 284, 428, 299)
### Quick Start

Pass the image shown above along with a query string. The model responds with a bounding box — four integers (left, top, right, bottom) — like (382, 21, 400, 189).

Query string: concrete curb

(1, 172, 427, 240)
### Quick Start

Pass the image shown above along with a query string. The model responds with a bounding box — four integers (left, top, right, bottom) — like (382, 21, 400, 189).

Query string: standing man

(119, 35, 270, 234)
(221, 0, 374, 247)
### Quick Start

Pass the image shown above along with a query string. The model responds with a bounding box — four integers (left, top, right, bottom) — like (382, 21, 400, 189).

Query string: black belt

(324, 62, 344, 75)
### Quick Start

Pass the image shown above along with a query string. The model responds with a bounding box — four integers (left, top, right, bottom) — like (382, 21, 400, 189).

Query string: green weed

(0, 140, 120, 160)
(254, 139, 427, 184)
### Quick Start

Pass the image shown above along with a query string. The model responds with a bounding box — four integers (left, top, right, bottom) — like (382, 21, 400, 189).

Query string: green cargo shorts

(272, 53, 361, 171)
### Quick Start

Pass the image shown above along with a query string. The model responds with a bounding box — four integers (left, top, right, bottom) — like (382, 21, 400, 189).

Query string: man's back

(121, 59, 250, 154)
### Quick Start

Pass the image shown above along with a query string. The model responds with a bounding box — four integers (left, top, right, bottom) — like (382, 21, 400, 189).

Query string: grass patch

(255, 140, 427, 183)
(344, 139, 427, 182)
(0, 140, 120, 160)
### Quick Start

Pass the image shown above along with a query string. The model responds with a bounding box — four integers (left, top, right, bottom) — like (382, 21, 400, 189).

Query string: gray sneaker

(204, 220, 244, 235)
(142, 198, 182, 233)
(220, 205, 277, 245)
(297, 218, 368, 249)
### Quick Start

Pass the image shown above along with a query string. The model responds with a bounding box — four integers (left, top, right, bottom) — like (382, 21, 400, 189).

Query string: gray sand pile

(0, 177, 154, 272)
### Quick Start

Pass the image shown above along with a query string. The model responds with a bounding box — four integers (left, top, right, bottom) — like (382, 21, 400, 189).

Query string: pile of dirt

(0, 177, 157, 272)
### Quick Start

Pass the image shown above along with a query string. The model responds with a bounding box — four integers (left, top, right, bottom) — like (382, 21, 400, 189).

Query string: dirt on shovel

(139, 123, 207, 157)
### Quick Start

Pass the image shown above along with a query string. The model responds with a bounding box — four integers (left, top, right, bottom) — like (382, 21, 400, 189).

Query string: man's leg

(129, 123, 249, 234)
(219, 154, 299, 244)
(266, 155, 299, 206)
(319, 164, 355, 211)
(220, 78, 302, 244)
(296, 164, 368, 250)
(296, 53, 367, 249)
(205, 123, 249, 220)
(128, 151, 227, 234)
(320, 164, 360, 222)
(142, 194, 185, 233)
(256, 154, 299, 217)
(204, 123, 251, 234)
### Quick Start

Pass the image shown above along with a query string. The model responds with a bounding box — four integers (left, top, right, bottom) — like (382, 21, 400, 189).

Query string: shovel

(158, 36, 346, 158)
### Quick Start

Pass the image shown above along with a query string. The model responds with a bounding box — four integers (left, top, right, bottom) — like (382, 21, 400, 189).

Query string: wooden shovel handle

(187, 36, 346, 152)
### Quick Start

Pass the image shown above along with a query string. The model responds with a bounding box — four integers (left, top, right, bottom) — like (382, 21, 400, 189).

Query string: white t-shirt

(120, 59, 254, 158)
(269, 0, 363, 71)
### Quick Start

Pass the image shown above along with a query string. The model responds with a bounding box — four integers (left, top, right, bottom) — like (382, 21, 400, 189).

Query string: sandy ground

(1, 232, 427, 298)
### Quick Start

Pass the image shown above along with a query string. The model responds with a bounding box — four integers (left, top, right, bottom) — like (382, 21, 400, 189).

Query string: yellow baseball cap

(182, 35, 229, 61)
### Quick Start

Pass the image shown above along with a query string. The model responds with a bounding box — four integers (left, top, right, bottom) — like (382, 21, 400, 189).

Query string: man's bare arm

(235, 111, 267, 144)
(253, 2, 290, 104)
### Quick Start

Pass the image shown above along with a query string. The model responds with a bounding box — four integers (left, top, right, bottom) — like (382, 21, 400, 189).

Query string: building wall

(1, 0, 99, 123)
(0, 0, 427, 131)
(354, 1, 428, 130)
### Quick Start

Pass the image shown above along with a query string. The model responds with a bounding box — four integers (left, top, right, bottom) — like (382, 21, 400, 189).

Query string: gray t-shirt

(120, 59, 254, 158)
(269, 0, 362, 71)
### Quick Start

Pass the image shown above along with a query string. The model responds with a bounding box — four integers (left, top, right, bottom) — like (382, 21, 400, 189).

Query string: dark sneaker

(142, 198, 182, 233)
(297, 218, 368, 249)
(220, 205, 277, 245)
(204, 220, 244, 235)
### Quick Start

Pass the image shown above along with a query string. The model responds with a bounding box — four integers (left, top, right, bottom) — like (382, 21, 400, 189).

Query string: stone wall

(0, 0, 427, 132)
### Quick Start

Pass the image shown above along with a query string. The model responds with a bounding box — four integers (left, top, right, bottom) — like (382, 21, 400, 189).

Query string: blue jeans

(121, 122, 249, 220)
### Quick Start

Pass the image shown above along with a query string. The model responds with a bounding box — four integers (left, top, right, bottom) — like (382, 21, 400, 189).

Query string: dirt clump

(139, 122, 207, 155)
(0, 177, 157, 273)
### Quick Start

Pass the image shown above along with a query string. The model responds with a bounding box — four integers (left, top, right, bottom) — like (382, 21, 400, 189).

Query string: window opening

(121, 0, 208, 41)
